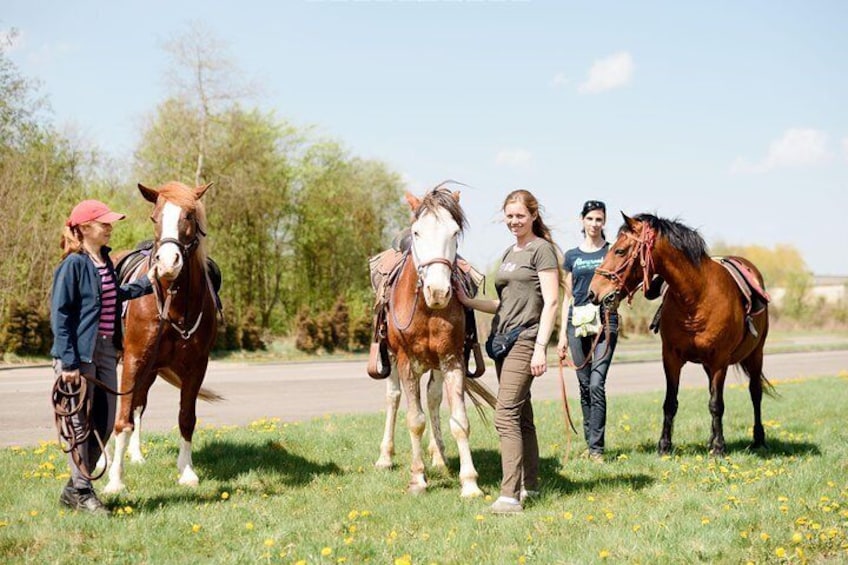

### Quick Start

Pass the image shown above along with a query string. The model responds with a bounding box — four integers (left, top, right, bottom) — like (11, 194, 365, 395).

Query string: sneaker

(588, 452, 604, 464)
(490, 497, 523, 515)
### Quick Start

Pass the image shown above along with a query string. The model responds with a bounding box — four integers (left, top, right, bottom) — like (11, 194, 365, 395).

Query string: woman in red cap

(50, 199, 156, 514)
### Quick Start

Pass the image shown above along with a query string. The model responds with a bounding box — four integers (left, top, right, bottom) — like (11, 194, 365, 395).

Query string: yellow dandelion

(0, 521, 9, 528)
(394, 555, 412, 565)
(740, 531, 749, 539)
(605, 511, 614, 520)
(361, 510, 371, 517)
(264, 538, 275, 547)
(792, 532, 802, 543)
(295, 561, 307, 565)
(475, 514, 485, 522)
(337, 559, 347, 564)
(220, 492, 229, 500)
(123, 506, 133, 514)
(775, 547, 786, 558)
(562, 511, 573, 520)
(349, 524, 357, 533)
(599, 549, 610, 559)
(29, 511, 38, 517)
(519, 556, 527, 564)
(191, 524, 201, 533)
(701, 517, 710, 525)
(245, 522, 254, 530)
(760, 532, 770, 541)
(344, 537, 353, 545)
(321, 547, 333, 556)
(632, 525, 641, 532)
(348, 510, 359, 520)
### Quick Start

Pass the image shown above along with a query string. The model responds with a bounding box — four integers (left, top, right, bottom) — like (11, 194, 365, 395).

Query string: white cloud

(578, 51, 634, 94)
(731, 128, 830, 174)
(551, 72, 568, 87)
(495, 148, 533, 168)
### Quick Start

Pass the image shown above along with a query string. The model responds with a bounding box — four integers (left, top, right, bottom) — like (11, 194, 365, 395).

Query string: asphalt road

(2, 350, 846, 447)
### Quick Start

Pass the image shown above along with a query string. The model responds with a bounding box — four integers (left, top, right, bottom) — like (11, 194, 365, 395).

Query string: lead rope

(557, 357, 578, 464)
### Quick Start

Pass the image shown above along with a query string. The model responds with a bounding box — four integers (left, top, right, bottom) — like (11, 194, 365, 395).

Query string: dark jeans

(53, 334, 118, 491)
(567, 312, 618, 454)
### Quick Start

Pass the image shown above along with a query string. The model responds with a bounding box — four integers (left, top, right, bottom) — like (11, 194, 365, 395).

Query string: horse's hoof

(407, 483, 427, 495)
(460, 484, 483, 498)
(657, 442, 672, 456)
(374, 458, 393, 470)
(709, 447, 726, 458)
(178, 468, 200, 487)
(102, 481, 125, 494)
(130, 455, 147, 465)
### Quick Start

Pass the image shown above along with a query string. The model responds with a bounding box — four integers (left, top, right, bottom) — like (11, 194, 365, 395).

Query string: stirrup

(465, 342, 486, 379)
(367, 341, 391, 379)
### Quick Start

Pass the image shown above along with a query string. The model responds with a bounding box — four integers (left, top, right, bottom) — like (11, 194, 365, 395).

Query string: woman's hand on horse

(61, 369, 80, 385)
(455, 282, 472, 307)
(146, 263, 158, 282)
(531, 349, 547, 377)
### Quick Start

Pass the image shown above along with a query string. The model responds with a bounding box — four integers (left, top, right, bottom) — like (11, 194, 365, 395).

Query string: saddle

(116, 240, 224, 314)
(646, 258, 770, 337)
(367, 244, 486, 380)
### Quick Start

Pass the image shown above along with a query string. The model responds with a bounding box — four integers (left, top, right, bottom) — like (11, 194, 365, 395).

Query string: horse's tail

(739, 363, 778, 399)
(464, 378, 497, 424)
(158, 369, 224, 402)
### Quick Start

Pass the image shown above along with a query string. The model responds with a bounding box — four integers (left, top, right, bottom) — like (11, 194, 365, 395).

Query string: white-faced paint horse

(374, 187, 494, 497)
(103, 181, 219, 493)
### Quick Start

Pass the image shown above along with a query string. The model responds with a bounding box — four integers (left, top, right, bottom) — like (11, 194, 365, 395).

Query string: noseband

(594, 224, 657, 303)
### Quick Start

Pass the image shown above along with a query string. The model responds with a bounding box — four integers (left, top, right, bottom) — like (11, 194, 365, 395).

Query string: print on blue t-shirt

(564, 244, 609, 307)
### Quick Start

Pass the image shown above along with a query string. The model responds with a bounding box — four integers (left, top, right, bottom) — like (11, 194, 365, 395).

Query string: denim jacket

(50, 247, 153, 370)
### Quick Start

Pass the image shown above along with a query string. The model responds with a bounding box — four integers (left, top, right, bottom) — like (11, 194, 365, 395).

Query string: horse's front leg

(706, 365, 728, 456)
(426, 370, 448, 471)
(658, 354, 683, 455)
(172, 366, 205, 487)
(104, 354, 147, 493)
(375, 363, 401, 469)
(400, 360, 427, 495)
(443, 363, 482, 498)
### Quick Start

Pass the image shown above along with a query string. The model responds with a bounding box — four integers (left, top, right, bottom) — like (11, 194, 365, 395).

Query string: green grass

(2, 375, 848, 564)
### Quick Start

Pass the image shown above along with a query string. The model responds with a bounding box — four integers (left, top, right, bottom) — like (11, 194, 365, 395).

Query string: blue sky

(4, 1, 847, 275)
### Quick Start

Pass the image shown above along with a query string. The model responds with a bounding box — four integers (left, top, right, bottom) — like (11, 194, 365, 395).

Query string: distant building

(769, 275, 848, 305)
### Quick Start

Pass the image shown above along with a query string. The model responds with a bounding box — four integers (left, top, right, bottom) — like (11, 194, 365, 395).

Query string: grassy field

(2, 375, 847, 564)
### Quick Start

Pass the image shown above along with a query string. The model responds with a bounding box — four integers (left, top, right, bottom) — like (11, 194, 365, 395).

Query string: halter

(151, 215, 208, 340)
(594, 223, 657, 304)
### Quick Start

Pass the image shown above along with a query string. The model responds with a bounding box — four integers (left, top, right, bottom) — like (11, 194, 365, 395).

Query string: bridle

(594, 223, 657, 304)
(150, 212, 208, 340)
(389, 231, 457, 334)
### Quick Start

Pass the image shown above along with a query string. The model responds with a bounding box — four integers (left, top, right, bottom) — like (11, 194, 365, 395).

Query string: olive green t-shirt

(491, 238, 559, 341)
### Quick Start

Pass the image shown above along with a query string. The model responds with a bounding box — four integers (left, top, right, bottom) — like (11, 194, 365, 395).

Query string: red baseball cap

(66, 200, 126, 228)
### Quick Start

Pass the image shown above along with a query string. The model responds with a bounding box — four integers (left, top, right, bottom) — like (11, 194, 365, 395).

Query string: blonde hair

(59, 225, 85, 259)
(503, 189, 566, 288)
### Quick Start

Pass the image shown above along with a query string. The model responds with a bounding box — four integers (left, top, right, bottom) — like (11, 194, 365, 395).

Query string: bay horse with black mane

(103, 181, 219, 492)
(374, 186, 494, 497)
(588, 213, 773, 456)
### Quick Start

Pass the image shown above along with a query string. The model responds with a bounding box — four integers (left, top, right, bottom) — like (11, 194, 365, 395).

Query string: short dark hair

(581, 199, 606, 217)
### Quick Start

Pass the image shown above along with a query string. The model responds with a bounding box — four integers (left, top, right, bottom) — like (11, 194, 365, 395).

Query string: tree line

(0, 27, 407, 356)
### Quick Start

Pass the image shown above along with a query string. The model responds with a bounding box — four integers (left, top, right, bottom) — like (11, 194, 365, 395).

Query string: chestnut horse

(103, 181, 219, 493)
(377, 187, 493, 497)
(588, 213, 773, 456)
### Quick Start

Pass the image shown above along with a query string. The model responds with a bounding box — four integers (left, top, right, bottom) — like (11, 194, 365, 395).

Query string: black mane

(621, 213, 708, 266)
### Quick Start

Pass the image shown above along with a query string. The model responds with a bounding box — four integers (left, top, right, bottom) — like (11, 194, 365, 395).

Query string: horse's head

(406, 186, 467, 310)
(588, 213, 656, 306)
(139, 181, 212, 282)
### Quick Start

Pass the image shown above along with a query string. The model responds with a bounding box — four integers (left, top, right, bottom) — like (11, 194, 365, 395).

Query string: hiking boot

(490, 497, 523, 515)
(61, 487, 109, 515)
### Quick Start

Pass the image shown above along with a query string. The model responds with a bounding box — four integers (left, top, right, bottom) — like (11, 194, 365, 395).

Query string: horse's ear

(621, 212, 637, 230)
(138, 183, 159, 203)
(452, 190, 461, 203)
(195, 182, 213, 200)
(404, 191, 421, 211)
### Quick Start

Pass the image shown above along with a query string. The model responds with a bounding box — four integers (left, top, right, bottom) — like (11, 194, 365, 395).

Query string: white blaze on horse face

(412, 208, 458, 310)
(156, 202, 184, 280)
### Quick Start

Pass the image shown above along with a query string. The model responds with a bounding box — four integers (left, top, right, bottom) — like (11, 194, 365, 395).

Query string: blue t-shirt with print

(564, 243, 609, 307)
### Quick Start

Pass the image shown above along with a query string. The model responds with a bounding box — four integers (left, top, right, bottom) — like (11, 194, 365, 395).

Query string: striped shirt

(97, 264, 117, 336)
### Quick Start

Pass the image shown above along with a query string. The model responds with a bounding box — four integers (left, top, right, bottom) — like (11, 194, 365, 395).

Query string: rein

(151, 225, 208, 340)
(388, 251, 457, 335)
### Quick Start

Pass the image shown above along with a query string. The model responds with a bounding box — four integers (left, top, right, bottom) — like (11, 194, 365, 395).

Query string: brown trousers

(494, 338, 539, 499)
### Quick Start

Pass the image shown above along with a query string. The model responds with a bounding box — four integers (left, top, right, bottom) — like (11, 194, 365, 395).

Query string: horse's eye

(149, 216, 155, 223)
(412, 231, 420, 239)
(615, 248, 627, 256)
